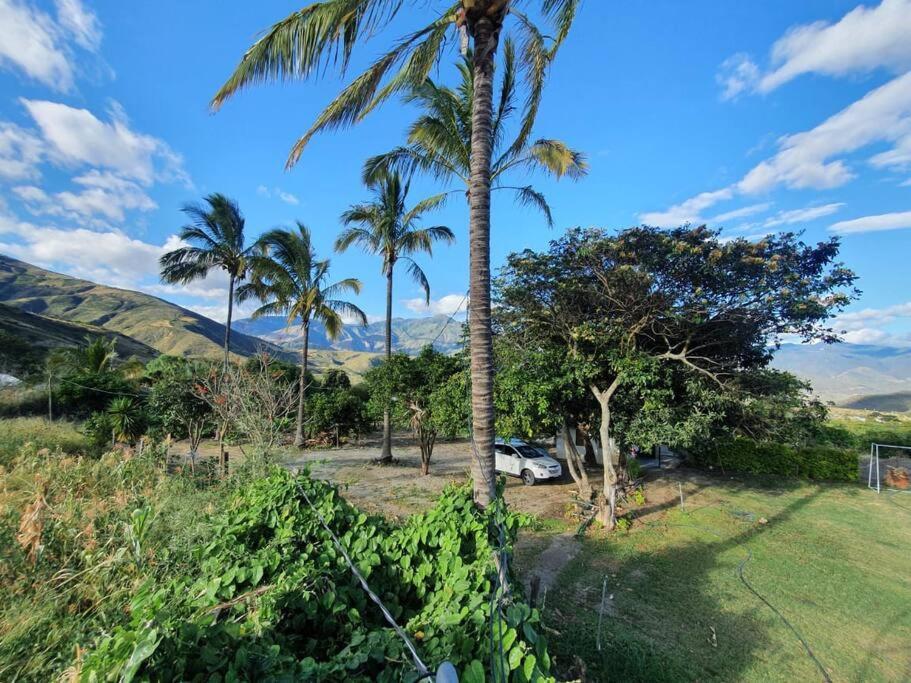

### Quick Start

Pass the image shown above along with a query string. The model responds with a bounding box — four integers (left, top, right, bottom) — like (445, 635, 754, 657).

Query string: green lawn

(542, 475, 911, 682)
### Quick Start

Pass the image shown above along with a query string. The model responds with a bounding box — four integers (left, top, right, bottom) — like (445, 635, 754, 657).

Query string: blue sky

(1, 0, 910, 345)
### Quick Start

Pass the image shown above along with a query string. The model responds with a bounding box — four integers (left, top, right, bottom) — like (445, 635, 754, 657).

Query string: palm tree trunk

(379, 267, 394, 462)
(223, 274, 235, 371)
(294, 323, 310, 447)
(467, 15, 499, 508)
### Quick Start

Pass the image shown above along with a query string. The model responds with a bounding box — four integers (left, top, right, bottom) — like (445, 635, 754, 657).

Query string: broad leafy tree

(364, 346, 462, 474)
(211, 0, 581, 507)
(337, 171, 454, 462)
(160, 194, 253, 369)
(238, 224, 367, 447)
(496, 226, 858, 529)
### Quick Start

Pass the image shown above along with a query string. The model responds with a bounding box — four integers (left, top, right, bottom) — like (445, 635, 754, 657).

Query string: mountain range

(771, 342, 911, 404)
(232, 313, 464, 355)
(2, 252, 910, 401)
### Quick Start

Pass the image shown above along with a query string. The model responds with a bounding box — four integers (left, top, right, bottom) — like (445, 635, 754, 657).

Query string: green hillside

(0, 302, 155, 360)
(840, 391, 911, 413)
(0, 254, 269, 360)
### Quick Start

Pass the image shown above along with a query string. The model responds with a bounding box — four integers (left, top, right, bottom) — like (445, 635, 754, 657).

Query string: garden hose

(634, 505, 833, 683)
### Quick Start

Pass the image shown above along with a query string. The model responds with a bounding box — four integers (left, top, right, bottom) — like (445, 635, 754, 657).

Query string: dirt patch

(282, 433, 583, 521)
(524, 533, 582, 592)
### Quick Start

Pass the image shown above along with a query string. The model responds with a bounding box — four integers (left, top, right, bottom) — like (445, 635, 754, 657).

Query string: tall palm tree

(364, 43, 587, 222)
(160, 193, 252, 370)
(211, 0, 581, 507)
(238, 223, 366, 447)
(336, 170, 454, 462)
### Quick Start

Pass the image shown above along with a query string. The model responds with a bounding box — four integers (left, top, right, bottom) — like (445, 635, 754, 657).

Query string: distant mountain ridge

(0, 254, 272, 360)
(772, 342, 911, 403)
(233, 313, 464, 355)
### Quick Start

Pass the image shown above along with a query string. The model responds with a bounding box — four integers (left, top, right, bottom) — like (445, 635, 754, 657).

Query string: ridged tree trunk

(467, 15, 499, 508)
(223, 274, 235, 371)
(378, 267, 394, 462)
(294, 322, 310, 448)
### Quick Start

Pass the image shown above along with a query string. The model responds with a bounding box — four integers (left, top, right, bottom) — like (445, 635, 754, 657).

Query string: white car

(494, 439, 562, 486)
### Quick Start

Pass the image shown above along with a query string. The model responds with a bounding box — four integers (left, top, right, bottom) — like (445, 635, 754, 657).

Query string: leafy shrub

(0, 417, 87, 467)
(80, 470, 553, 681)
(692, 437, 856, 481)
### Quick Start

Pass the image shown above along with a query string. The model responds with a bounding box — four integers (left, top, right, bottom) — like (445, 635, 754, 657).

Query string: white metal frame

(867, 443, 911, 493)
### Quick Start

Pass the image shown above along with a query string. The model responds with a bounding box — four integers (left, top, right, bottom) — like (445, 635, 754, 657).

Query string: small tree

(497, 226, 858, 529)
(365, 346, 461, 475)
(145, 356, 214, 457)
(194, 354, 297, 458)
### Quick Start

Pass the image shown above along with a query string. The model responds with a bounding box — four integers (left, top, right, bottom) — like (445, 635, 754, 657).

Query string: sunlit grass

(544, 476, 911, 682)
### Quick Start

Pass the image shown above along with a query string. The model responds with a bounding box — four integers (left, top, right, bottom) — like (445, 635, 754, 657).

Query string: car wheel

(521, 469, 536, 486)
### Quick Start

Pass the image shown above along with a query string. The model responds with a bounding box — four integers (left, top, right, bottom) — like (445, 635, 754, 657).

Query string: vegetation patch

(691, 437, 857, 481)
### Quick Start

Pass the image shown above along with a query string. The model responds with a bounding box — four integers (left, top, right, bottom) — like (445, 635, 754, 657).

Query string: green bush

(0, 417, 88, 467)
(80, 471, 553, 682)
(692, 437, 856, 481)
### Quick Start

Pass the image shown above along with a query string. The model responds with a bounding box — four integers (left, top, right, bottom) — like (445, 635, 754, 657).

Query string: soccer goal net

(865, 443, 911, 493)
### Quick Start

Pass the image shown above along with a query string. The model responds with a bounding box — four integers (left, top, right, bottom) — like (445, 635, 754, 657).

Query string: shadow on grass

(544, 486, 825, 682)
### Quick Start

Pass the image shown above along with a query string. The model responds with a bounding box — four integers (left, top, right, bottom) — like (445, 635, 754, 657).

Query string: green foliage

(0, 444, 230, 681)
(305, 381, 369, 440)
(79, 469, 552, 681)
(691, 437, 856, 481)
(0, 418, 87, 468)
(82, 411, 114, 451)
(819, 419, 911, 451)
(107, 397, 146, 444)
(144, 356, 213, 447)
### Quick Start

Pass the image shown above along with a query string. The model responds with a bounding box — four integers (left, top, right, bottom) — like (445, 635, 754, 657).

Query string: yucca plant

(107, 397, 143, 445)
(160, 194, 253, 370)
(337, 170, 454, 462)
(237, 224, 367, 447)
(211, 0, 581, 507)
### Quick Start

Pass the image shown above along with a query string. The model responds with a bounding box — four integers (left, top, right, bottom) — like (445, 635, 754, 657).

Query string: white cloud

(833, 301, 911, 346)
(829, 210, 911, 234)
(0, 122, 43, 180)
(646, 73, 911, 223)
(0, 0, 101, 91)
(0, 213, 232, 308)
(54, 0, 100, 51)
(759, 0, 911, 93)
(639, 188, 733, 226)
(716, 54, 760, 101)
(709, 203, 771, 224)
(14, 171, 157, 223)
(0, 214, 163, 288)
(717, 0, 911, 99)
(20, 99, 190, 186)
(257, 185, 300, 205)
(763, 202, 844, 227)
(403, 293, 467, 316)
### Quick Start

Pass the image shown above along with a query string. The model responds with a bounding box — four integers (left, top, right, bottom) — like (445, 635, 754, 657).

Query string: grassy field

(539, 474, 911, 682)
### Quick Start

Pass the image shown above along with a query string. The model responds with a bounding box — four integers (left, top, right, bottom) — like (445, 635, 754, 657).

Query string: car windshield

(515, 445, 545, 459)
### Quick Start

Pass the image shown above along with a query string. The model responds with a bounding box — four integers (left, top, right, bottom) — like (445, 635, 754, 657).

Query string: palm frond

(508, 185, 554, 228)
(211, 0, 404, 109)
(402, 192, 451, 225)
(403, 257, 431, 304)
(284, 13, 457, 167)
(525, 139, 589, 179)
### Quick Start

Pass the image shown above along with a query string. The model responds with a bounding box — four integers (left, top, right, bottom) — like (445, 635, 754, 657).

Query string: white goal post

(867, 443, 911, 493)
